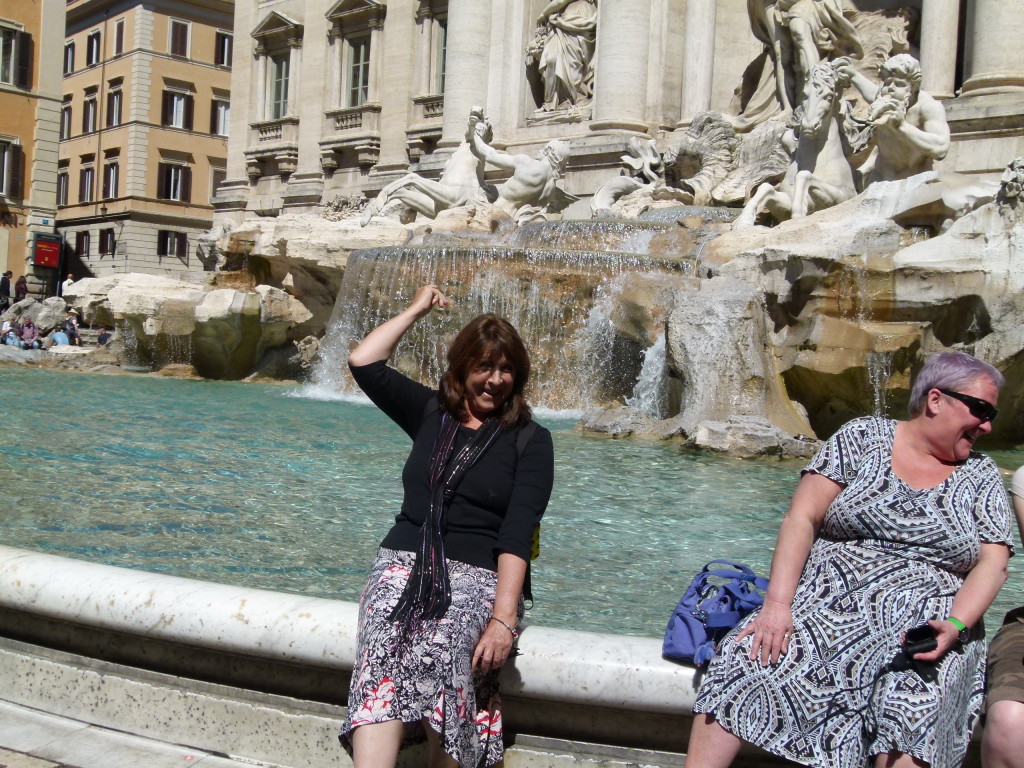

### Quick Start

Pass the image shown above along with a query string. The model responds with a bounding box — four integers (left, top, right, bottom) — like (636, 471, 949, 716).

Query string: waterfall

(626, 333, 669, 418)
(866, 350, 893, 417)
(304, 243, 687, 412)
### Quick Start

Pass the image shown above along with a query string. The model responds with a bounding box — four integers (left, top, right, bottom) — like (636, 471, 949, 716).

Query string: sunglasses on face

(938, 389, 998, 423)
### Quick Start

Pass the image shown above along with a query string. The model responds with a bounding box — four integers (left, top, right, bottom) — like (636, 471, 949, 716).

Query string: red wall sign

(33, 234, 63, 268)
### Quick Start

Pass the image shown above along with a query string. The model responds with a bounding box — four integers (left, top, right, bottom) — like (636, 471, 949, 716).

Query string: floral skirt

(339, 548, 507, 768)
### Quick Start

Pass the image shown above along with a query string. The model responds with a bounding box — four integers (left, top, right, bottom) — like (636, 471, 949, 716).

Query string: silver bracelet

(489, 616, 519, 640)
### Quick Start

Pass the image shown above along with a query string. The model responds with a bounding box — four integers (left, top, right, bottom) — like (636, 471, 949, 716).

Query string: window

(270, 54, 289, 119)
(113, 20, 124, 56)
(86, 31, 101, 66)
(0, 140, 22, 198)
(79, 165, 94, 203)
(169, 20, 189, 57)
(59, 102, 72, 140)
(106, 88, 122, 127)
(99, 228, 116, 256)
(210, 166, 226, 197)
(57, 170, 69, 206)
(102, 160, 118, 198)
(347, 35, 370, 108)
(435, 20, 447, 95)
(215, 31, 232, 67)
(161, 90, 194, 129)
(64, 42, 75, 75)
(157, 230, 187, 258)
(0, 27, 31, 88)
(75, 231, 90, 258)
(82, 91, 98, 133)
(210, 99, 229, 135)
(157, 163, 191, 202)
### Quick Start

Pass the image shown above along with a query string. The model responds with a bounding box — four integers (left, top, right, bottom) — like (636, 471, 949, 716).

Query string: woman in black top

(339, 284, 554, 768)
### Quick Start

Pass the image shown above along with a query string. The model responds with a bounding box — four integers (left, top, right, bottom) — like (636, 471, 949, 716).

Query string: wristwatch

(946, 616, 970, 644)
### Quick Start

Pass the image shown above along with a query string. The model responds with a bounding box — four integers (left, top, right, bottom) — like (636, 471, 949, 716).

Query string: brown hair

(439, 314, 532, 429)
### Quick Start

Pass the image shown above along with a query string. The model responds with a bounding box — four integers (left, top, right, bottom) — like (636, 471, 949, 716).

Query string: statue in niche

(837, 54, 950, 184)
(735, 60, 858, 228)
(466, 108, 575, 223)
(525, 0, 598, 117)
(361, 114, 497, 226)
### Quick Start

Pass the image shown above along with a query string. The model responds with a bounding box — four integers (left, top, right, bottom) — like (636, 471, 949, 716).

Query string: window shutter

(16, 32, 32, 89)
(181, 167, 191, 202)
(184, 94, 194, 130)
(7, 145, 23, 199)
(209, 99, 217, 134)
(114, 23, 124, 55)
(79, 168, 87, 200)
(161, 91, 170, 125)
(157, 164, 167, 198)
(176, 232, 187, 258)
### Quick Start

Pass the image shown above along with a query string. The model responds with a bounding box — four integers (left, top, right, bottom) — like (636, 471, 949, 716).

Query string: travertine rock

(686, 416, 821, 458)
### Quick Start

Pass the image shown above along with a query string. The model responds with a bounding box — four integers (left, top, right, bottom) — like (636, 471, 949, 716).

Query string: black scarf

(389, 410, 503, 627)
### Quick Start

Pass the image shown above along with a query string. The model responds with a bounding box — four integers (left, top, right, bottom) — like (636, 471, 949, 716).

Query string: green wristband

(946, 616, 967, 632)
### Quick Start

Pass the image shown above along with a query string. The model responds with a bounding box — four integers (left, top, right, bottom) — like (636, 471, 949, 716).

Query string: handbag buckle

(692, 609, 709, 623)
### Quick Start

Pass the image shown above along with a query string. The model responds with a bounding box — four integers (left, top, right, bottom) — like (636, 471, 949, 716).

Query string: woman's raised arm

(348, 285, 448, 367)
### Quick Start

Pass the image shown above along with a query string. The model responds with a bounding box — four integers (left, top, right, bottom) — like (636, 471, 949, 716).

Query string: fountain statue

(735, 60, 858, 228)
(837, 54, 951, 184)
(525, 0, 598, 119)
(360, 112, 496, 227)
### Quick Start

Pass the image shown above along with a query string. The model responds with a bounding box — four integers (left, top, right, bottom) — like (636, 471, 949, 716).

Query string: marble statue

(735, 61, 857, 227)
(998, 158, 1024, 208)
(466, 108, 574, 223)
(734, 0, 863, 129)
(361, 114, 495, 226)
(525, 0, 597, 114)
(837, 54, 950, 184)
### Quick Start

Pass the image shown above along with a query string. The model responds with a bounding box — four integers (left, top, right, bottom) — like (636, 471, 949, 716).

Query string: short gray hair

(908, 351, 1005, 416)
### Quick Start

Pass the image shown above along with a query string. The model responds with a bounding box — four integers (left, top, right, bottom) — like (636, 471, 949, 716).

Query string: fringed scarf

(389, 410, 504, 628)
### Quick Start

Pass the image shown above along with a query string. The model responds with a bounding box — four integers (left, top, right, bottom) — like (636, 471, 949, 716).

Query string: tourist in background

(982, 466, 1024, 768)
(62, 308, 81, 346)
(687, 350, 1012, 768)
(97, 327, 113, 346)
(14, 275, 27, 302)
(19, 318, 40, 349)
(60, 273, 75, 297)
(0, 270, 11, 312)
(339, 284, 554, 768)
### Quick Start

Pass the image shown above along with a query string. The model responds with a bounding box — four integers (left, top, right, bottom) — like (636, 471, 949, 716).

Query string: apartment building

(0, 0, 63, 295)
(59, 0, 233, 278)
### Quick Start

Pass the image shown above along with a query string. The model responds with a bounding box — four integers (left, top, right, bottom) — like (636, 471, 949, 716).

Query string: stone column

(590, 0, 651, 133)
(368, 20, 384, 101)
(287, 38, 302, 116)
(331, 29, 343, 107)
(961, 0, 1024, 95)
(439, 0, 491, 147)
(254, 44, 267, 122)
(918, 0, 958, 99)
(678, 0, 717, 125)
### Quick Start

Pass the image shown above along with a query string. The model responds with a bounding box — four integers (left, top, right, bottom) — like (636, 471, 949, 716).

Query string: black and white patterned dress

(694, 416, 1013, 768)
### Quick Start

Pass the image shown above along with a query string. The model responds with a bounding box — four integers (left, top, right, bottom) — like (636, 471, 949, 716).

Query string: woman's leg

(685, 714, 744, 768)
(984, 701, 1024, 768)
(350, 720, 405, 768)
(874, 752, 929, 768)
(422, 720, 458, 768)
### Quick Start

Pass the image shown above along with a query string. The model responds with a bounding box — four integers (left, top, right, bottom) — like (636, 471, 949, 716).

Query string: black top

(351, 360, 554, 571)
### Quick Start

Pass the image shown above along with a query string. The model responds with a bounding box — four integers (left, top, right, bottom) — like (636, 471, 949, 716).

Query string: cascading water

(305, 234, 693, 412)
(626, 333, 671, 419)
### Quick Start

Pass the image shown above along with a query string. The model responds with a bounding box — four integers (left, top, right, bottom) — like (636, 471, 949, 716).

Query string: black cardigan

(350, 360, 554, 571)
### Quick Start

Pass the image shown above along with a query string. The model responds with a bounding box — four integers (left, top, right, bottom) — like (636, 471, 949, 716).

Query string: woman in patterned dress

(687, 351, 1013, 768)
(339, 284, 554, 768)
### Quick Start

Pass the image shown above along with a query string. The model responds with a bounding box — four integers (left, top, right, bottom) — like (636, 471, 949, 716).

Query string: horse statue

(734, 60, 858, 229)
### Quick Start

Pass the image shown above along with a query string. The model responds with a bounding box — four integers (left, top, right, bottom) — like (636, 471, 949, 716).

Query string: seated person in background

(62, 309, 81, 346)
(97, 327, 113, 346)
(19, 319, 40, 350)
(982, 466, 1024, 768)
(3, 320, 22, 347)
(46, 330, 70, 348)
(688, 351, 1012, 768)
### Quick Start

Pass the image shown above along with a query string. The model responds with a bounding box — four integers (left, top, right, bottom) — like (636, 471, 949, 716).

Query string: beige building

(0, 0, 63, 295)
(58, 0, 234, 279)
(214, 0, 1024, 226)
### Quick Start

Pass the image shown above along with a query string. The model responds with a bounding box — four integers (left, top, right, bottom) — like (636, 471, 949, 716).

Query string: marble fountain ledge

(0, 545, 701, 714)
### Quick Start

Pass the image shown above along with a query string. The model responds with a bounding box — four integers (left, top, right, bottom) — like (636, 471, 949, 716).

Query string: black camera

(903, 624, 938, 656)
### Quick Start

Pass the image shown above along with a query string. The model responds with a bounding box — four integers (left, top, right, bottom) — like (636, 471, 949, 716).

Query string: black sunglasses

(938, 389, 998, 423)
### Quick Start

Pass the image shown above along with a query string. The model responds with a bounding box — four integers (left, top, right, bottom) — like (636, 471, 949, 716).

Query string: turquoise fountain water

(2, 367, 1021, 637)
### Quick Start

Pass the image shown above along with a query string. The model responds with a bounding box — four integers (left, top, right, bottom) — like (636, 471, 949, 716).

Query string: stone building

(214, 0, 1024, 225)
(0, 0, 63, 294)
(58, 0, 234, 279)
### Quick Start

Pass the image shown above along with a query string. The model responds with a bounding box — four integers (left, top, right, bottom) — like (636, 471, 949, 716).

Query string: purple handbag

(662, 560, 769, 666)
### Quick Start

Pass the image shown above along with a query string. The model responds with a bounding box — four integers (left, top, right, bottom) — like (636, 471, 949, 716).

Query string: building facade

(58, 0, 234, 279)
(214, 0, 1024, 227)
(0, 0, 63, 295)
